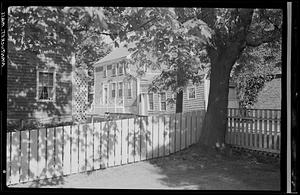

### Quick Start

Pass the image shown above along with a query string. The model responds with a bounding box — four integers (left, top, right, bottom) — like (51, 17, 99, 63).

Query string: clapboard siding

(183, 82, 206, 113)
(7, 50, 73, 128)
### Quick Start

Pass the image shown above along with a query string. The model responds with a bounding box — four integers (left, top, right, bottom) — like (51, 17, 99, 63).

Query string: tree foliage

(232, 40, 281, 108)
(8, 7, 282, 147)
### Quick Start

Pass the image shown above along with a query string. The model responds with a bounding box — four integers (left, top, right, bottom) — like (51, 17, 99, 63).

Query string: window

(188, 87, 196, 99)
(103, 66, 107, 78)
(37, 71, 55, 101)
(112, 65, 117, 76)
(112, 83, 116, 98)
(95, 66, 103, 72)
(118, 63, 124, 75)
(160, 92, 166, 111)
(103, 84, 108, 104)
(127, 80, 132, 99)
(148, 93, 154, 110)
(118, 82, 123, 97)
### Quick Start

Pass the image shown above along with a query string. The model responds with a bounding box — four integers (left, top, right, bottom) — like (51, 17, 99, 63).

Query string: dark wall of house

(7, 50, 73, 127)
(253, 78, 281, 109)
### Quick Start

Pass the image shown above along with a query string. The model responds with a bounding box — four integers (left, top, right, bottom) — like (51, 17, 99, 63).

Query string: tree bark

(200, 45, 243, 148)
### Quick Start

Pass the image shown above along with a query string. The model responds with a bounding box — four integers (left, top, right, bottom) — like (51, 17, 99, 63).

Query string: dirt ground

(9, 143, 280, 190)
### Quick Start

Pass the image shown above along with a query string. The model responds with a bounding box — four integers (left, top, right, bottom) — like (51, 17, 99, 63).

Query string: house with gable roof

(92, 43, 213, 117)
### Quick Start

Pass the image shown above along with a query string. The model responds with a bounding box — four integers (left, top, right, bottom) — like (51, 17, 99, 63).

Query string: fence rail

(6, 110, 206, 186)
(226, 108, 281, 154)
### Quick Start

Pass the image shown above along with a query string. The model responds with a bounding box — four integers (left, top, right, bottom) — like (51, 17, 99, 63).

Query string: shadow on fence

(6, 110, 206, 187)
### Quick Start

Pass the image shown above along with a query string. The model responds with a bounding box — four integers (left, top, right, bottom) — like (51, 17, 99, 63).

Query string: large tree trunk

(200, 45, 243, 148)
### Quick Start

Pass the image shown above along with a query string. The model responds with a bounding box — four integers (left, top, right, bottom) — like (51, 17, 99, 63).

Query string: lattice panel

(73, 68, 89, 122)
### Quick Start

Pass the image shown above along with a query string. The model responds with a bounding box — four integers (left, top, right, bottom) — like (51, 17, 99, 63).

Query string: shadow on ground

(148, 143, 280, 190)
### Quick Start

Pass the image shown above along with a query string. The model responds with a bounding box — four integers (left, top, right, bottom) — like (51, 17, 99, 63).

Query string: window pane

(48, 87, 53, 99)
(39, 86, 49, 99)
(161, 102, 166, 110)
(160, 93, 166, 101)
(189, 88, 195, 99)
(112, 83, 116, 98)
(119, 82, 123, 97)
(149, 93, 154, 110)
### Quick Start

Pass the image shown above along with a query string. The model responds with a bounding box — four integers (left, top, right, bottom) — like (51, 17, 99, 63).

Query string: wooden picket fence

(226, 108, 281, 154)
(6, 110, 205, 186)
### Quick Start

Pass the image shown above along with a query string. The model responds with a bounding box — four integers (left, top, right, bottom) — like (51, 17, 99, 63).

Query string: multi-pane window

(118, 82, 123, 97)
(188, 87, 196, 99)
(112, 83, 116, 98)
(160, 92, 166, 111)
(37, 71, 55, 101)
(103, 66, 107, 78)
(118, 63, 124, 75)
(127, 80, 132, 99)
(148, 93, 154, 110)
(112, 65, 117, 76)
(103, 85, 108, 104)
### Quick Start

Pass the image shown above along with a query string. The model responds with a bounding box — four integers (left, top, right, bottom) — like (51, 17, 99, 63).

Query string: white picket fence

(6, 110, 206, 186)
(226, 108, 281, 154)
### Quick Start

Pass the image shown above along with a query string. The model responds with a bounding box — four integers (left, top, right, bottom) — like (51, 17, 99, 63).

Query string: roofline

(93, 56, 128, 67)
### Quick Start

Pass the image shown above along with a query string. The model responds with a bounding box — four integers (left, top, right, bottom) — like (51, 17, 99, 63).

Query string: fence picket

(10, 131, 20, 184)
(54, 127, 63, 176)
(121, 119, 129, 164)
(108, 121, 115, 167)
(140, 117, 147, 161)
(169, 114, 175, 154)
(37, 128, 47, 179)
(231, 109, 235, 145)
(28, 130, 38, 181)
(268, 111, 273, 149)
(146, 116, 153, 159)
(63, 126, 71, 175)
(186, 112, 191, 147)
(78, 124, 86, 172)
(175, 113, 181, 152)
(274, 111, 278, 150)
(164, 115, 170, 156)
(153, 115, 159, 158)
(128, 118, 135, 163)
(46, 128, 55, 179)
(258, 110, 263, 148)
(100, 122, 108, 169)
(134, 117, 141, 162)
(20, 130, 29, 183)
(192, 111, 197, 144)
(181, 113, 186, 150)
(158, 115, 165, 157)
(93, 123, 101, 170)
(6, 132, 11, 185)
(249, 110, 253, 147)
(71, 125, 79, 174)
(86, 123, 94, 171)
(114, 120, 122, 166)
